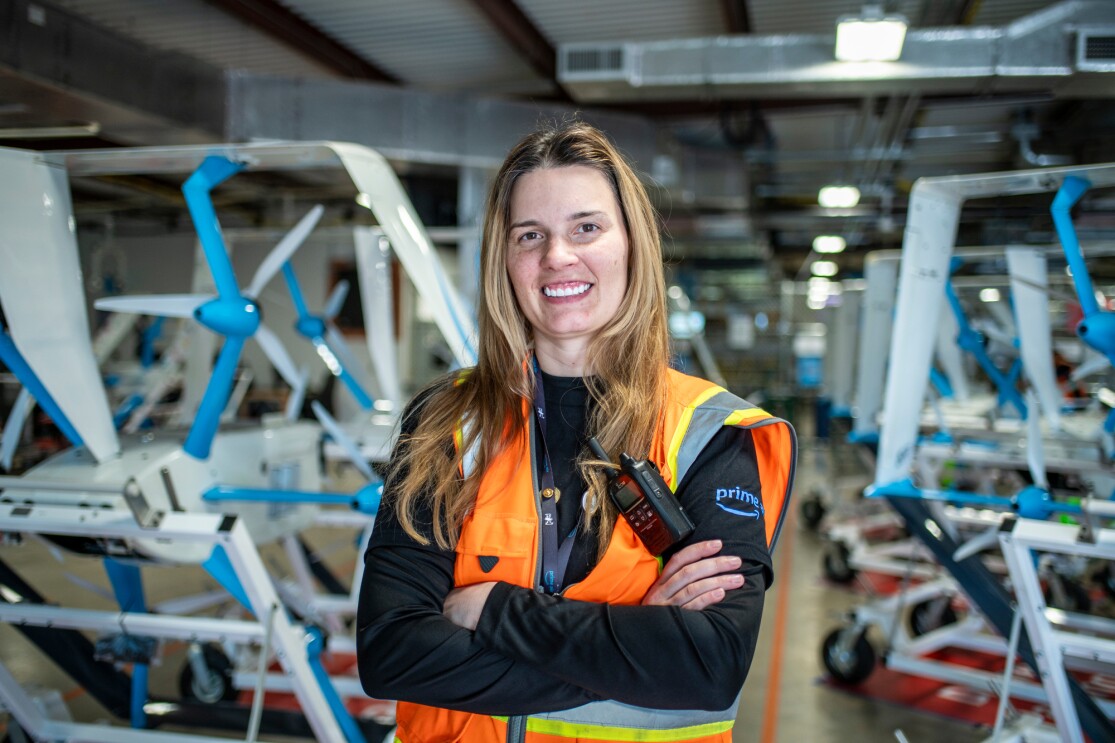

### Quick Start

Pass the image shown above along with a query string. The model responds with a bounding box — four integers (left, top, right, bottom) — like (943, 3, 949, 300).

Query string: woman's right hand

(640, 539, 744, 611)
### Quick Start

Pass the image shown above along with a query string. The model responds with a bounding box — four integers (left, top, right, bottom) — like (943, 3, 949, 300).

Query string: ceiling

(2, 0, 1114, 292)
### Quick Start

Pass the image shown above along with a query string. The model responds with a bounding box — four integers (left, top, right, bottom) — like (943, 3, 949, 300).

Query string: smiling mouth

(542, 282, 591, 298)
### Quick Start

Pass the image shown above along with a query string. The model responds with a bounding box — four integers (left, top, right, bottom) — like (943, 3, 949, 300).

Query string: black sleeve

(473, 426, 771, 711)
(355, 391, 601, 715)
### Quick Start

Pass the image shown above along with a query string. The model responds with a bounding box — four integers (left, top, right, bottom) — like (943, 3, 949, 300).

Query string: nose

(540, 236, 577, 270)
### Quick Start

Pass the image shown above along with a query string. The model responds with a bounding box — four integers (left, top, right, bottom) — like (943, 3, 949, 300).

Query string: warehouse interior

(2, 0, 1115, 741)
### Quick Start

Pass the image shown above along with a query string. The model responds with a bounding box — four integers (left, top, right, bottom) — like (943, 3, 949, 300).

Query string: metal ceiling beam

(467, 0, 562, 91)
(202, 0, 399, 83)
(721, 0, 752, 34)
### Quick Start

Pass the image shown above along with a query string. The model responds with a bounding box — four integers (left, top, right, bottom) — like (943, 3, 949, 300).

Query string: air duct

(558, 1, 1115, 101)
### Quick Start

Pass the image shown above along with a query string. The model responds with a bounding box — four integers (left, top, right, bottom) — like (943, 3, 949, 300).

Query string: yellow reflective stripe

(523, 717, 733, 741)
(724, 408, 771, 427)
(665, 386, 724, 489)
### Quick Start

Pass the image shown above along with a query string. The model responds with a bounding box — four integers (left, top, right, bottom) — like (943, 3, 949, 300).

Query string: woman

(357, 121, 796, 743)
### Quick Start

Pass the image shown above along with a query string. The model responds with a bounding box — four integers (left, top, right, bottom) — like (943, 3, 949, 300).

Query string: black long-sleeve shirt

(356, 373, 772, 715)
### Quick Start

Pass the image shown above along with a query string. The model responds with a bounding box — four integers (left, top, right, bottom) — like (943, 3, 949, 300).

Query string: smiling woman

(356, 121, 798, 743)
(506, 165, 629, 376)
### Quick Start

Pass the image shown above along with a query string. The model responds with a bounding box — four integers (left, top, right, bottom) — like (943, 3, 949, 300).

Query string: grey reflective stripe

(528, 691, 739, 731)
(673, 390, 756, 487)
(460, 413, 480, 478)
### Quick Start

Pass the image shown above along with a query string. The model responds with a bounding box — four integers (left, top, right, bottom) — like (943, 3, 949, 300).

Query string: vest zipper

(506, 714, 527, 743)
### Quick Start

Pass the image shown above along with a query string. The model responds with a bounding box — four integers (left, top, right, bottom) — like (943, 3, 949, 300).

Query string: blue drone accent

(281, 263, 374, 410)
(0, 327, 85, 449)
(179, 155, 260, 461)
(867, 477, 1080, 521)
(305, 626, 367, 743)
(140, 317, 164, 369)
(202, 484, 382, 516)
(944, 261, 1026, 418)
(113, 394, 146, 430)
(103, 559, 149, 730)
(1051, 176, 1115, 433)
(201, 544, 254, 616)
(929, 366, 954, 398)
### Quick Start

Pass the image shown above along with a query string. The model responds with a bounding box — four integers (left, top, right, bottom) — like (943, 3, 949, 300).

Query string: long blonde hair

(387, 121, 670, 553)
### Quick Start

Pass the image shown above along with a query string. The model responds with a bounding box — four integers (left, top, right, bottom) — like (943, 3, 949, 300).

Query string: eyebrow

(509, 211, 608, 230)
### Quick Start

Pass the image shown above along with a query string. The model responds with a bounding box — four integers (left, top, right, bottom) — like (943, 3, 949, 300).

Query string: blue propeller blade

(182, 156, 245, 301)
(184, 335, 246, 460)
(282, 263, 310, 320)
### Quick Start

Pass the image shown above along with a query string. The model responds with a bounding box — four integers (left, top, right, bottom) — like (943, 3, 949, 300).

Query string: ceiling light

(835, 5, 908, 62)
(811, 260, 839, 278)
(818, 185, 861, 208)
(813, 235, 847, 254)
(979, 288, 1001, 303)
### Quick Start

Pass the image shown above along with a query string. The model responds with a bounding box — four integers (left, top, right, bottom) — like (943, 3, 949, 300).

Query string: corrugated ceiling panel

(280, 0, 551, 94)
(517, 0, 724, 42)
(46, 0, 334, 79)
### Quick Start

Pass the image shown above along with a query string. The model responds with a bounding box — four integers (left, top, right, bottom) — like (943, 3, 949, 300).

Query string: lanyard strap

(532, 357, 578, 594)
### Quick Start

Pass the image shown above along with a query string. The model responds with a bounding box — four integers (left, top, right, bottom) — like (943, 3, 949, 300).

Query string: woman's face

(505, 165, 630, 358)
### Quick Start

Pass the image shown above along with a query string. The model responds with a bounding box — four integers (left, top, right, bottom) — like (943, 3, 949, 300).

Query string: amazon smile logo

(715, 487, 763, 518)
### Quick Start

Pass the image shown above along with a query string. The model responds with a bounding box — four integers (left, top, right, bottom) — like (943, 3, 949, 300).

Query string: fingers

(642, 540, 746, 608)
(678, 574, 745, 611)
(657, 539, 726, 583)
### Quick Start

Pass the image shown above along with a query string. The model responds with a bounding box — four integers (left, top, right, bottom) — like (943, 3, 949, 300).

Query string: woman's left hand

(443, 582, 497, 630)
(641, 539, 744, 610)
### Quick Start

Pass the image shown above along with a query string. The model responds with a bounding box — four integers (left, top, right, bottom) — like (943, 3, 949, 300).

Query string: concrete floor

(0, 441, 1003, 743)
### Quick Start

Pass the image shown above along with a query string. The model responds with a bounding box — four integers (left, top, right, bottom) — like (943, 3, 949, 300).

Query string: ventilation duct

(1078, 27, 1115, 71)
(558, 1, 1115, 101)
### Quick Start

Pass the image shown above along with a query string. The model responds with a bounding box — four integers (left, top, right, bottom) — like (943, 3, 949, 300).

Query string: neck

(534, 340, 591, 377)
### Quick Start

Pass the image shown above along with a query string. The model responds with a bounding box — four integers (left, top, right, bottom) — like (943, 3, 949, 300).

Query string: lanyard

(531, 357, 578, 594)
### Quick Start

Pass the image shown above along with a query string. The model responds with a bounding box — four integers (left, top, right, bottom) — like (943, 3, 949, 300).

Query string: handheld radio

(588, 437, 694, 556)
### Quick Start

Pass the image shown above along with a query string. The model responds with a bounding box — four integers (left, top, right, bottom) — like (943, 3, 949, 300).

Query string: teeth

(543, 283, 590, 298)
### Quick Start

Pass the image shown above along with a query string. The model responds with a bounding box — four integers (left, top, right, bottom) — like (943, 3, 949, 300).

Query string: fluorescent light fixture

(835, 6, 908, 62)
(811, 260, 839, 277)
(818, 185, 861, 208)
(813, 235, 847, 254)
(979, 288, 1001, 303)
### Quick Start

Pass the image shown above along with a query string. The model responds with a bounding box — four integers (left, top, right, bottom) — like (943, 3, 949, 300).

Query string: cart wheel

(909, 596, 959, 636)
(799, 493, 826, 530)
(179, 643, 236, 704)
(822, 541, 855, 583)
(821, 627, 875, 684)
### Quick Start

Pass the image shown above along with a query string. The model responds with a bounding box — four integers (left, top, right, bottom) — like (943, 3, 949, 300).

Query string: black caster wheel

(799, 494, 826, 530)
(909, 596, 959, 637)
(179, 643, 237, 704)
(821, 627, 876, 684)
(822, 541, 855, 584)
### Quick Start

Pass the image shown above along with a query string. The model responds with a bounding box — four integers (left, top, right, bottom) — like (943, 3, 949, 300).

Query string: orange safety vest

(395, 369, 797, 743)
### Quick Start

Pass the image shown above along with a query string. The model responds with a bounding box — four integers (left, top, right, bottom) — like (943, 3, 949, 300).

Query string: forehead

(509, 165, 618, 218)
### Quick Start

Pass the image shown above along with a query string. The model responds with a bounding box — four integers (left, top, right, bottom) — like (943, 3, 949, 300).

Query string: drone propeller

(93, 156, 322, 459)
(283, 265, 374, 410)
